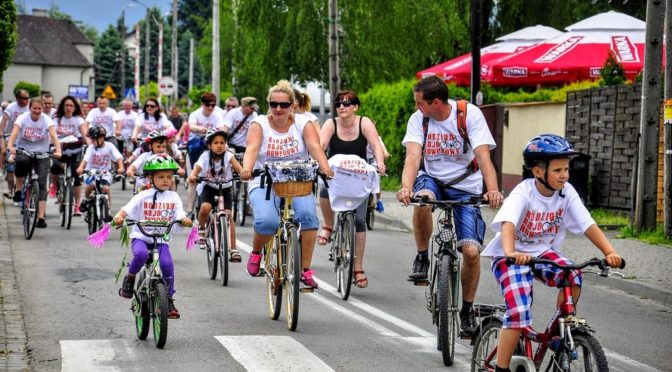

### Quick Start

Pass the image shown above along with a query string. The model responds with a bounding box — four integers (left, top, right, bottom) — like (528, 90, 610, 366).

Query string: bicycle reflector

(435, 228, 455, 245)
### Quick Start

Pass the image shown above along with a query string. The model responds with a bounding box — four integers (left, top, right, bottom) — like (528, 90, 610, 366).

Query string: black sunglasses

(204, 102, 217, 107)
(269, 101, 292, 109)
(334, 100, 354, 108)
(145, 104, 157, 108)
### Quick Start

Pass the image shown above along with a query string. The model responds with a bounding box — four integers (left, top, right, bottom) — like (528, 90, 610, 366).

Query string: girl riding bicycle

(127, 130, 185, 192)
(188, 128, 243, 260)
(7, 97, 62, 228)
(114, 153, 192, 319)
(480, 134, 623, 372)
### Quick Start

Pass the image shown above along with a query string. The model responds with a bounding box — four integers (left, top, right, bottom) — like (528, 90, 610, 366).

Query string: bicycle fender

(470, 315, 503, 346)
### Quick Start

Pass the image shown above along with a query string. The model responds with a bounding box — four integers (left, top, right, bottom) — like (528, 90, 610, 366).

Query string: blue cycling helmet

(523, 134, 578, 169)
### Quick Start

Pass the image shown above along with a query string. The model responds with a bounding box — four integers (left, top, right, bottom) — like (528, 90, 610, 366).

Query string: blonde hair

(267, 80, 296, 105)
(29, 97, 43, 108)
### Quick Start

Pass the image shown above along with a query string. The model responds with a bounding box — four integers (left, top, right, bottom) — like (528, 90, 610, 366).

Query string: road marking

(215, 335, 334, 372)
(604, 349, 663, 372)
(60, 339, 135, 372)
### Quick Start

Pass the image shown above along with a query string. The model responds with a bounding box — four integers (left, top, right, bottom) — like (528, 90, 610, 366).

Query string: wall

(1, 65, 42, 100)
(74, 44, 94, 65)
(500, 102, 567, 193)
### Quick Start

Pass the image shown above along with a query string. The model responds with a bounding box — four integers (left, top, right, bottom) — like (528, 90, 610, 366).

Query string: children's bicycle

(470, 257, 626, 372)
(14, 149, 50, 240)
(123, 219, 183, 349)
(409, 195, 486, 366)
(231, 153, 249, 226)
(82, 170, 111, 234)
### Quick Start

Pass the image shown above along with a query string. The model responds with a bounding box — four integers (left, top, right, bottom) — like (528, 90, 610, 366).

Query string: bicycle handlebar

(117, 219, 182, 238)
(409, 195, 487, 208)
(505, 256, 626, 272)
(14, 148, 51, 160)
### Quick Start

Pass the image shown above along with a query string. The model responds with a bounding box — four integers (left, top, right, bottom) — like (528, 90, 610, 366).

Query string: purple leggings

(128, 239, 176, 297)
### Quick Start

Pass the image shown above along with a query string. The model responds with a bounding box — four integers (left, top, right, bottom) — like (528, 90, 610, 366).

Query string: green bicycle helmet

(143, 153, 179, 174)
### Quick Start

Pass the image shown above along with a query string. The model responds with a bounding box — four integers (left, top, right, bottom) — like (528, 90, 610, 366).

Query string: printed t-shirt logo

(57, 122, 76, 137)
(91, 152, 111, 169)
(142, 201, 176, 222)
(94, 115, 112, 126)
(336, 158, 368, 175)
(265, 136, 300, 158)
(518, 208, 564, 239)
(142, 120, 162, 134)
(424, 132, 461, 156)
(23, 126, 46, 142)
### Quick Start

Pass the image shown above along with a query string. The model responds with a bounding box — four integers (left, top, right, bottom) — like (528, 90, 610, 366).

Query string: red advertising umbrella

(416, 25, 562, 86)
(483, 11, 646, 87)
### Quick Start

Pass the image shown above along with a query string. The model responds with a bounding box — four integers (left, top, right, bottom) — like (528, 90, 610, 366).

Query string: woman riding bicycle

(49, 96, 88, 215)
(240, 79, 333, 289)
(481, 134, 623, 372)
(317, 90, 386, 289)
(7, 97, 62, 228)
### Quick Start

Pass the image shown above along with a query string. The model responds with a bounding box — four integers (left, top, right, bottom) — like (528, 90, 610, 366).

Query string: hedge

(14, 81, 40, 98)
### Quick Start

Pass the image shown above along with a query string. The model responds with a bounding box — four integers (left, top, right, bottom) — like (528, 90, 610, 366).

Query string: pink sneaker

(49, 183, 57, 198)
(73, 204, 81, 216)
(300, 269, 318, 289)
(246, 252, 262, 277)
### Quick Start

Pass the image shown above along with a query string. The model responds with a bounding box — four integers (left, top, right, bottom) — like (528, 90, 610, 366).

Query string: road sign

(124, 88, 136, 102)
(102, 85, 117, 100)
(158, 76, 176, 96)
(68, 85, 89, 100)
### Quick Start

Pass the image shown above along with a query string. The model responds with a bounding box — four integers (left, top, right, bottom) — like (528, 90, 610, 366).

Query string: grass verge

(618, 225, 672, 247)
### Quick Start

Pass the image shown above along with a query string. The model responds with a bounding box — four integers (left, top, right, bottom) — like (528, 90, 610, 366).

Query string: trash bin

(521, 153, 590, 204)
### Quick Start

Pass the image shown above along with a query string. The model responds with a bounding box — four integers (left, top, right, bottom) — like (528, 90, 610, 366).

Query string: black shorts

(199, 185, 232, 210)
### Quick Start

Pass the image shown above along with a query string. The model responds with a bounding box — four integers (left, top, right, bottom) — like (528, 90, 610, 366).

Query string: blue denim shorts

(413, 174, 486, 251)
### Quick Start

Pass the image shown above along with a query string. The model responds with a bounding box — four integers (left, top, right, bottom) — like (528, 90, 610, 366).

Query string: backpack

(420, 99, 479, 186)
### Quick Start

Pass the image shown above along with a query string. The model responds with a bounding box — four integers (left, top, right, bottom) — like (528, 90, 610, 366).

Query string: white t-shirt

(3, 102, 29, 132)
(327, 154, 379, 212)
(402, 101, 496, 194)
(298, 111, 319, 123)
(188, 108, 223, 139)
(83, 142, 123, 181)
(130, 151, 154, 185)
(55, 115, 85, 156)
(221, 107, 257, 147)
(134, 112, 173, 138)
(86, 108, 117, 136)
(195, 150, 234, 194)
(114, 110, 139, 139)
(481, 179, 595, 258)
(121, 188, 186, 243)
(14, 112, 55, 152)
(46, 107, 57, 118)
(249, 114, 311, 190)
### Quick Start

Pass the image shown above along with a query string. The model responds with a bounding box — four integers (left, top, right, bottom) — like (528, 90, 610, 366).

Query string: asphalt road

(6, 183, 671, 371)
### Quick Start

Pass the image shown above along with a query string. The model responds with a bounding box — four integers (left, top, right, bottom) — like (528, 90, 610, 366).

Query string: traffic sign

(102, 85, 117, 100)
(124, 88, 136, 101)
(158, 77, 176, 96)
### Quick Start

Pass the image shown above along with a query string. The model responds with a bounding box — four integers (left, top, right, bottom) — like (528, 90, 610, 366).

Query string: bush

(600, 52, 626, 86)
(14, 81, 40, 97)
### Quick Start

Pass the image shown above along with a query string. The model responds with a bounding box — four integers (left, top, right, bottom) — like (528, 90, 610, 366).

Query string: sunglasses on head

(204, 102, 217, 108)
(334, 100, 354, 108)
(269, 101, 292, 109)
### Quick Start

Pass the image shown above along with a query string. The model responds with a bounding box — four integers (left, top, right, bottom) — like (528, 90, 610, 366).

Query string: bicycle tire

(239, 183, 248, 226)
(232, 183, 240, 223)
(98, 197, 108, 231)
(285, 225, 301, 331)
(151, 281, 169, 348)
(265, 235, 282, 320)
(24, 180, 39, 240)
(133, 271, 150, 340)
(438, 254, 458, 366)
(59, 178, 66, 227)
(219, 215, 229, 287)
(366, 194, 375, 231)
(86, 201, 97, 235)
(337, 213, 356, 300)
(471, 317, 503, 372)
(206, 215, 218, 280)
(549, 333, 609, 372)
(65, 180, 73, 230)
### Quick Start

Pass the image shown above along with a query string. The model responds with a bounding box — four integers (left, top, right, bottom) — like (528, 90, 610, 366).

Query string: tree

(47, 3, 98, 43)
(600, 52, 625, 86)
(94, 25, 124, 100)
(0, 0, 17, 93)
(178, 0, 212, 41)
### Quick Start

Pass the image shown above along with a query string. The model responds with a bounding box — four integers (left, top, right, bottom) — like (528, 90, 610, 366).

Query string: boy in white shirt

(481, 134, 623, 372)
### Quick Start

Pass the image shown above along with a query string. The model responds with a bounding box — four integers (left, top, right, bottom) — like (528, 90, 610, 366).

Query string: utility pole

(171, 0, 178, 103)
(144, 10, 150, 101)
(212, 0, 220, 105)
(120, 10, 126, 100)
(134, 24, 140, 103)
(470, 0, 481, 105)
(157, 19, 163, 103)
(328, 0, 340, 119)
(664, 0, 672, 238)
(635, 0, 665, 232)
(188, 37, 194, 106)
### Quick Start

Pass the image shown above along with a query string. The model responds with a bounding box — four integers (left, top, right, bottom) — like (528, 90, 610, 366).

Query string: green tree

(94, 25, 124, 100)
(178, 29, 206, 97)
(600, 52, 625, 86)
(178, 0, 211, 41)
(0, 0, 17, 92)
(14, 81, 40, 97)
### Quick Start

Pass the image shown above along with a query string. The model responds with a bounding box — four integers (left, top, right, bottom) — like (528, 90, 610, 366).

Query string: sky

(17, 0, 174, 34)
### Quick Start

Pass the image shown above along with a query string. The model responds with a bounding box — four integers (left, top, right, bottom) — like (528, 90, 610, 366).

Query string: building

(1, 10, 94, 102)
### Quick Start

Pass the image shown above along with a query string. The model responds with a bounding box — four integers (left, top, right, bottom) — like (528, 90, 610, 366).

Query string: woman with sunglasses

(316, 90, 386, 289)
(130, 98, 173, 144)
(240, 80, 333, 289)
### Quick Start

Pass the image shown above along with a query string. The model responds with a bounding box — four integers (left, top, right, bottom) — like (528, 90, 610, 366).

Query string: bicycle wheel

(437, 254, 458, 366)
(206, 216, 218, 280)
(265, 234, 282, 320)
(64, 180, 73, 230)
(285, 226, 301, 331)
(151, 281, 169, 348)
(24, 180, 39, 240)
(133, 271, 150, 340)
(59, 178, 66, 227)
(87, 203, 97, 235)
(549, 333, 609, 372)
(366, 194, 375, 231)
(240, 183, 248, 226)
(97, 197, 108, 231)
(471, 318, 502, 372)
(337, 213, 355, 300)
(121, 176, 126, 190)
(219, 215, 229, 286)
(232, 183, 240, 223)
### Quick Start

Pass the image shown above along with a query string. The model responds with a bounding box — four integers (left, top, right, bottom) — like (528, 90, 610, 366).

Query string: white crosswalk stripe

(60, 339, 136, 372)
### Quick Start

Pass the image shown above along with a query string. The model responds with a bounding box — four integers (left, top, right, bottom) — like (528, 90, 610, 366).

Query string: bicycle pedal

(413, 280, 430, 286)
(258, 268, 267, 277)
(299, 287, 315, 293)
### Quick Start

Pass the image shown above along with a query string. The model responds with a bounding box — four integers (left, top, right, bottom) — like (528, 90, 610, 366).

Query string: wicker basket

(273, 180, 314, 198)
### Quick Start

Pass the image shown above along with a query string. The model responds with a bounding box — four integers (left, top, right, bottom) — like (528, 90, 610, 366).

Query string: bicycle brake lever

(608, 271, 625, 279)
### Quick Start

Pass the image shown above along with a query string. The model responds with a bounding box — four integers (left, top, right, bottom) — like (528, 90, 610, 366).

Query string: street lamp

(129, 0, 163, 102)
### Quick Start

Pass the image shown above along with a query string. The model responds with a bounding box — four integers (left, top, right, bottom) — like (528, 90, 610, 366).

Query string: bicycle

(81, 170, 111, 234)
(14, 149, 50, 240)
(365, 193, 375, 230)
(178, 144, 188, 190)
(259, 161, 322, 331)
(329, 207, 356, 300)
(231, 153, 249, 226)
(409, 195, 486, 366)
(56, 156, 77, 230)
(470, 257, 626, 372)
(122, 219, 182, 349)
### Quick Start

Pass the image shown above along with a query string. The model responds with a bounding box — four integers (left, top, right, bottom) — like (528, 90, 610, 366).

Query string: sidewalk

(373, 190, 672, 307)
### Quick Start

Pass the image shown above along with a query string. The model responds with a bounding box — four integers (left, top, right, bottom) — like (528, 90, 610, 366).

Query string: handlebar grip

(505, 257, 516, 266)
(618, 258, 626, 269)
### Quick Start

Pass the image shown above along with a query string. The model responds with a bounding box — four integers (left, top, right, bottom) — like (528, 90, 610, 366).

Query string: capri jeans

(319, 185, 367, 232)
(14, 154, 50, 201)
(249, 186, 319, 235)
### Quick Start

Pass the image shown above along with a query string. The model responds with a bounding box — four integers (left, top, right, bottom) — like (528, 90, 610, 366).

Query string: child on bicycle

(127, 130, 185, 192)
(114, 153, 192, 319)
(188, 128, 243, 260)
(481, 134, 623, 372)
(76, 126, 124, 221)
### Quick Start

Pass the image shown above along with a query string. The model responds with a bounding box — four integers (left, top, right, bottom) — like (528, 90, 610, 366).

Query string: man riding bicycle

(396, 76, 503, 336)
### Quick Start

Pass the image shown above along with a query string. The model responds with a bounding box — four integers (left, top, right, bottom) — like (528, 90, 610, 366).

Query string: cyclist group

(1, 75, 623, 370)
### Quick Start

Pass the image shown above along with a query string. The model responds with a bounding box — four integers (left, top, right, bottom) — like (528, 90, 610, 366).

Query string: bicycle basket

(266, 160, 318, 198)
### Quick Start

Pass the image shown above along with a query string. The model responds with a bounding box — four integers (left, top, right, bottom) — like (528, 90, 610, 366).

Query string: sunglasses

(269, 101, 292, 109)
(334, 100, 354, 108)
(145, 104, 157, 108)
(204, 102, 217, 108)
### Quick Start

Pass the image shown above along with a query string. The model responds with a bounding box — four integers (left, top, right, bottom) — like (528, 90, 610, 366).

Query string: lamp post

(130, 0, 163, 102)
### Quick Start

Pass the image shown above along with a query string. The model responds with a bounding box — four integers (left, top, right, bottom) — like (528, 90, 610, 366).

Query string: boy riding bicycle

(114, 154, 192, 319)
(481, 134, 623, 372)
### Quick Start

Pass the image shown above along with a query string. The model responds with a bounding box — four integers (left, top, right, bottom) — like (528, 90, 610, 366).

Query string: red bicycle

(470, 257, 625, 372)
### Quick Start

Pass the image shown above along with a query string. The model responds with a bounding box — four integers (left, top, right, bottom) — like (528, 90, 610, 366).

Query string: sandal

(229, 249, 242, 262)
(353, 271, 368, 289)
(316, 226, 333, 246)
